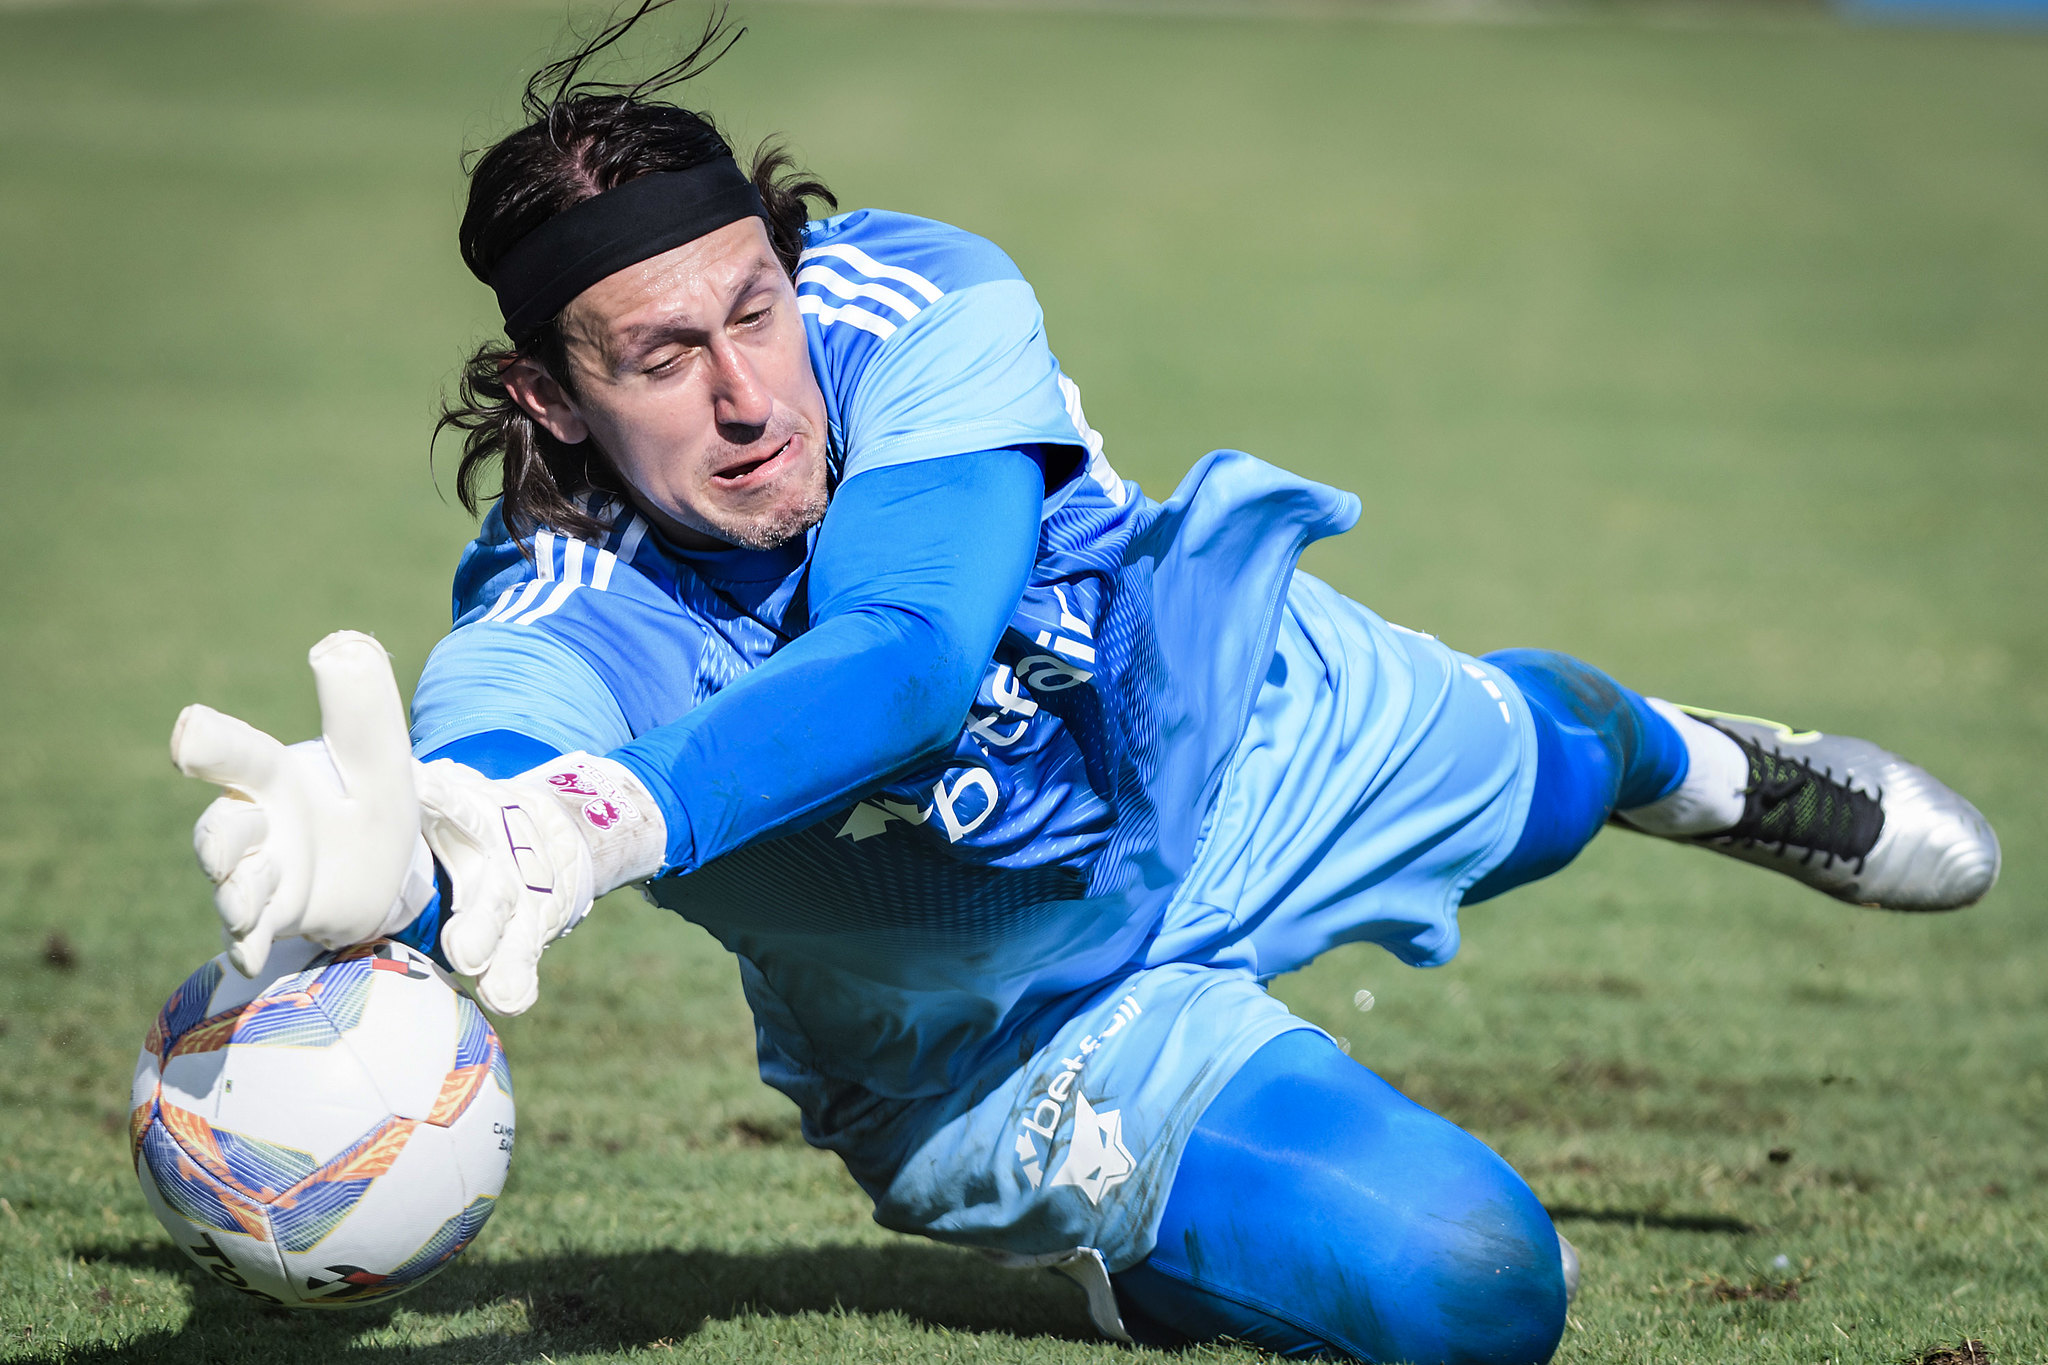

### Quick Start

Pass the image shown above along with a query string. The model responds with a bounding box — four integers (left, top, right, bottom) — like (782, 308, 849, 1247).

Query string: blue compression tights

(1112, 653, 1688, 1361)
(1113, 1030, 1569, 1363)
(1463, 649, 1688, 904)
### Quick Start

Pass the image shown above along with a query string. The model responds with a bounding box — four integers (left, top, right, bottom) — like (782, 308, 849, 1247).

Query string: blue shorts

(866, 961, 1309, 1267)
(848, 572, 1538, 1270)
(1163, 571, 1538, 976)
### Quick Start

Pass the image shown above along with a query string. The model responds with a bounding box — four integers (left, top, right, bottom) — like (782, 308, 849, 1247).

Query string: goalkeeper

(169, 14, 2000, 1363)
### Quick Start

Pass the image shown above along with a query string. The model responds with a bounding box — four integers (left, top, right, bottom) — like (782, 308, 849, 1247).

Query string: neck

(629, 493, 738, 553)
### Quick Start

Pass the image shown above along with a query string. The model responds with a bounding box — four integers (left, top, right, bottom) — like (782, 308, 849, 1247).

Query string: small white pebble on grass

(1353, 989, 1375, 1012)
(1772, 1254, 1792, 1270)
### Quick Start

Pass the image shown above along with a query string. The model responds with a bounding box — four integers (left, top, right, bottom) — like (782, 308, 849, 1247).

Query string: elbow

(895, 665, 983, 760)
(885, 640, 988, 764)
(835, 601, 1000, 771)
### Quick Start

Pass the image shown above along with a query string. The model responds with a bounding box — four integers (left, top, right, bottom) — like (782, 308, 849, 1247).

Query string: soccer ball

(130, 938, 514, 1308)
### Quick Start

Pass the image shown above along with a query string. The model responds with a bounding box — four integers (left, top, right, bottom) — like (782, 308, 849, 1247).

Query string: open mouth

(713, 437, 794, 487)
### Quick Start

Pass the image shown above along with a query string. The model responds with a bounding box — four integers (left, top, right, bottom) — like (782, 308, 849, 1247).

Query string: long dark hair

(435, 2, 835, 543)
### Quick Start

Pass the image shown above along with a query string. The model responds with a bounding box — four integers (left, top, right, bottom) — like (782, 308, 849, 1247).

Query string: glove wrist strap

(523, 753, 667, 894)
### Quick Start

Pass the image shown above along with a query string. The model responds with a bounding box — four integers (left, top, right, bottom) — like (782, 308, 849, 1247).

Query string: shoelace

(1719, 732, 1884, 871)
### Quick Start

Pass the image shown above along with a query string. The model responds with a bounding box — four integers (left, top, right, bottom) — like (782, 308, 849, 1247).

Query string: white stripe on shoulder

(798, 243, 944, 303)
(480, 586, 519, 622)
(534, 530, 556, 582)
(799, 294, 897, 339)
(590, 546, 620, 591)
(560, 535, 586, 587)
(795, 264, 924, 320)
(488, 579, 547, 623)
(515, 581, 582, 625)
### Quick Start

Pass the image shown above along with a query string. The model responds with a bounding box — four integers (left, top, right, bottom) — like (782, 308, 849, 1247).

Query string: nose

(709, 340, 774, 439)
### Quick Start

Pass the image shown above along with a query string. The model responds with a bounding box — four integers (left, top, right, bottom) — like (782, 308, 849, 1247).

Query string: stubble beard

(598, 424, 831, 552)
(706, 478, 830, 551)
(670, 449, 831, 551)
(683, 413, 831, 551)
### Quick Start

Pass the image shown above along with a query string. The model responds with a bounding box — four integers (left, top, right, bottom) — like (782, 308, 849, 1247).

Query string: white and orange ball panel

(131, 939, 513, 1308)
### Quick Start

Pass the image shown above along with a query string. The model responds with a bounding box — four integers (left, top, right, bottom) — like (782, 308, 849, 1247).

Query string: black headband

(490, 158, 766, 345)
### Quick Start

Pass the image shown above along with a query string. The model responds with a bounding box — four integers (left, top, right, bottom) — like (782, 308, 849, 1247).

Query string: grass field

(2, 1, 2045, 1361)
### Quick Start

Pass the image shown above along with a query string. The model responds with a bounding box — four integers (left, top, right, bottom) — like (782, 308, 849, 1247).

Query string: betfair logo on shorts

(1049, 1094, 1134, 1206)
(1013, 993, 1142, 1204)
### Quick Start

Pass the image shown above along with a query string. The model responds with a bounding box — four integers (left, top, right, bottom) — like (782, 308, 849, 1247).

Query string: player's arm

(609, 445, 1043, 872)
(394, 446, 1037, 1005)
(168, 452, 1038, 1011)
(392, 447, 1037, 1010)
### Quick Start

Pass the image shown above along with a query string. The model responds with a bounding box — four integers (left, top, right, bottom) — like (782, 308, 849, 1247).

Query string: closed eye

(642, 346, 696, 376)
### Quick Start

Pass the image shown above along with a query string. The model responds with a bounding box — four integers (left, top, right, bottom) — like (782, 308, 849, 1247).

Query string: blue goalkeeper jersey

(411, 209, 1359, 1108)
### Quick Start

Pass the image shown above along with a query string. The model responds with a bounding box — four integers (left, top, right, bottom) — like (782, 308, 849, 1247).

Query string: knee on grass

(1387, 1183, 1571, 1364)
(1115, 1176, 1568, 1363)
(1118, 1032, 1569, 1362)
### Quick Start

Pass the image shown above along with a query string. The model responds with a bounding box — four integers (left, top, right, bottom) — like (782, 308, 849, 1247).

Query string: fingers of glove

(434, 851, 520, 977)
(193, 797, 268, 887)
(171, 705, 288, 799)
(208, 847, 283, 943)
(227, 916, 279, 979)
(472, 909, 544, 1016)
(308, 631, 414, 808)
(412, 758, 463, 814)
(418, 761, 529, 976)
(440, 898, 514, 977)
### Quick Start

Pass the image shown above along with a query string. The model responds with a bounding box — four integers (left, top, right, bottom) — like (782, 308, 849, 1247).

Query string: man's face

(505, 216, 829, 552)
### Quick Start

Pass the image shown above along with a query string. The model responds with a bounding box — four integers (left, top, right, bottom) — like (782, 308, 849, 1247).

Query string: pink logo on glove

(548, 771, 599, 798)
(582, 798, 623, 830)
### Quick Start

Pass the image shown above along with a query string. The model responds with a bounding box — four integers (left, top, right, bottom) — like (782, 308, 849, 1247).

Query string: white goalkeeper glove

(172, 630, 668, 1012)
(171, 631, 427, 976)
(416, 752, 665, 1015)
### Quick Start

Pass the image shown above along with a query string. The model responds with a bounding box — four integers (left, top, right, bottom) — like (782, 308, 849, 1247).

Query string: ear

(502, 357, 591, 445)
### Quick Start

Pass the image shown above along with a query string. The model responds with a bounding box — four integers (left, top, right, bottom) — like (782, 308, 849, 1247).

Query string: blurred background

(1, 1, 2043, 1361)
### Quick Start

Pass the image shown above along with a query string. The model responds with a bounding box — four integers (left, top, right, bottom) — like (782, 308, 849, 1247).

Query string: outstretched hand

(416, 752, 666, 1015)
(172, 629, 667, 1011)
(170, 631, 423, 976)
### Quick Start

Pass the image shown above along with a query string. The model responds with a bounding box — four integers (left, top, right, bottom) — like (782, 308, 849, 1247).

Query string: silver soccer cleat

(1676, 707, 1999, 911)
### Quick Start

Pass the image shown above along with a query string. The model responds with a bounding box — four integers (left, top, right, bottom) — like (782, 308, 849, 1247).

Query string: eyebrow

(611, 258, 781, 358)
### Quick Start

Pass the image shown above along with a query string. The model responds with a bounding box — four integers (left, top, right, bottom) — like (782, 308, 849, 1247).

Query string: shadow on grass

(1547, 1205, 1758, 1234)
(40, 1236, 1099, 1363)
